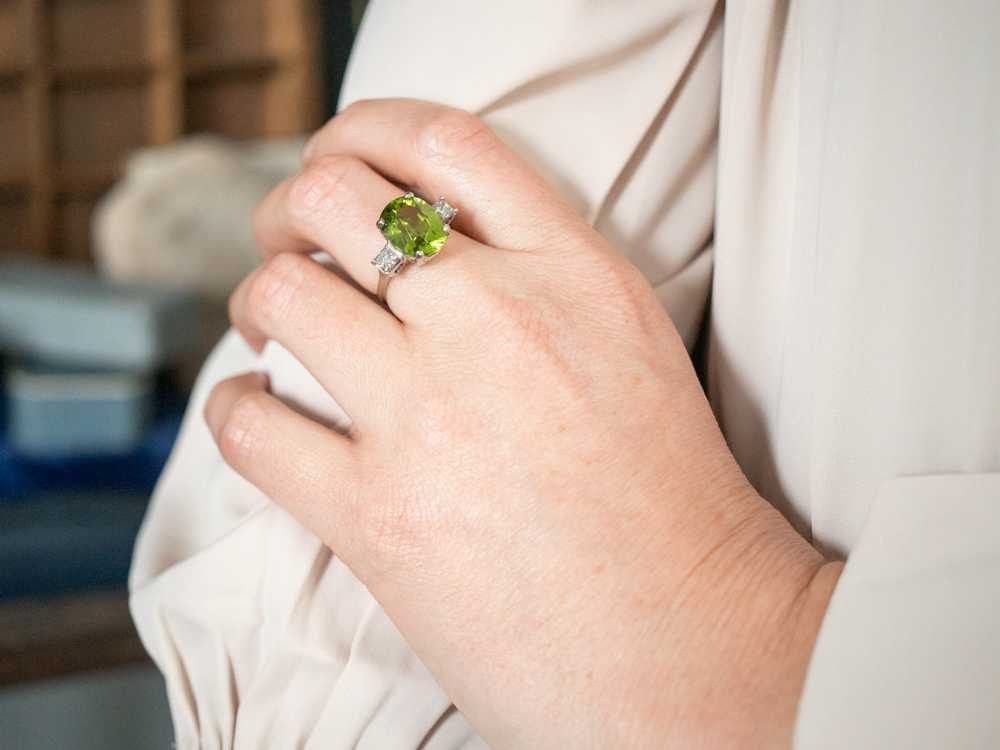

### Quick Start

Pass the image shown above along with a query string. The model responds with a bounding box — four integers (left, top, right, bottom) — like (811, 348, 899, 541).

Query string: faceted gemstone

(433, 197, 458, 223)
(378, 194, 448, 258)
(372, 242, 405, 275)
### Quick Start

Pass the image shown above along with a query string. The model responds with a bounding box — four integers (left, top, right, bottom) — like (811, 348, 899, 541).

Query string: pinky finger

(203, 372, 359, 550)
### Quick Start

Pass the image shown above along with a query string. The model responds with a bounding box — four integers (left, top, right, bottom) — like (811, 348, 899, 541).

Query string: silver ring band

(376, 272, 392, 305)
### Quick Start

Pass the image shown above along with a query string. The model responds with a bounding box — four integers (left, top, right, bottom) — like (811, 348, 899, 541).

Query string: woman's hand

(203, 98, 841, 748)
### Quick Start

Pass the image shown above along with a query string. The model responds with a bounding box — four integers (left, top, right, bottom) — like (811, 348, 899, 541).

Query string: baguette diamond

(433, 197, 458, 223)
(372, 242, 405, 275)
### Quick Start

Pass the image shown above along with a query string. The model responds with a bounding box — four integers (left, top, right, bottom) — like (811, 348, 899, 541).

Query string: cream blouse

(130, 1, 1000, 747)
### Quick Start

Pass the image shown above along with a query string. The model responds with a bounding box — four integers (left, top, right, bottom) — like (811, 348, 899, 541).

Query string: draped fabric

(130, 2, 1000, 747)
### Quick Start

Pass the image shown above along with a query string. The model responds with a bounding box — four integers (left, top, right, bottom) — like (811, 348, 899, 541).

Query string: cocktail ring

(371, 192, 458, 304)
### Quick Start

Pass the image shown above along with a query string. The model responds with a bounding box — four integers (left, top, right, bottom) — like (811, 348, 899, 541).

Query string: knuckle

(412, 392, 465, 451)
(338, 98, 367, 121)
(218, 391, 270, 466)
(248, 253, 307, 321)
(347, 449, 449, 579)
(357, 489, 437, 579)
(585, 252, 656, 319)
(366, 500, 421, 569)
(286, 155, 364, 223)
(478, 284, 561, 363)
(418, 108, 496, 163)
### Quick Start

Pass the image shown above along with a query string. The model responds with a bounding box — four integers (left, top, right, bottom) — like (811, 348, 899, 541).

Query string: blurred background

(0, 1, 366, 746)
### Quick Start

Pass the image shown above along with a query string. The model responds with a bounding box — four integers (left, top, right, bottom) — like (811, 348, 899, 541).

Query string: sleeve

(796, 474, 1000, 749)
(128, 1, 723, 748)
(343, 0, 722, 349)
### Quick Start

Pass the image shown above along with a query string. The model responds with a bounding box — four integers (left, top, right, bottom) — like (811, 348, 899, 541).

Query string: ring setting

(372, 192, 457, 302)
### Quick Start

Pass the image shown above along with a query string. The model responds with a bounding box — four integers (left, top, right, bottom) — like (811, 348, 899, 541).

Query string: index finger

(302, 98, 584, 253)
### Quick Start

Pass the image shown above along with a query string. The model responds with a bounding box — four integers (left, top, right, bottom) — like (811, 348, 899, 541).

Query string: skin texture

(203, 98, 843, 749)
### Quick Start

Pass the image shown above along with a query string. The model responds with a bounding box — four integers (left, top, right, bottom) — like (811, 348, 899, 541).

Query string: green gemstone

(378, 195, 447, 258)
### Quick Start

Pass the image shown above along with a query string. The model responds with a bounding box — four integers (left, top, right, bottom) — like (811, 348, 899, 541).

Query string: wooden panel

(185, 74, 267, 139)
(0, 85, 27, 178)
(53, 83, 147, 167)
(145, 0, 182, 145)
(50, 0, 146, 68)
(0, 0, 323, 262)
(23, 0, 54, 257)
(263, 0, 321, 135)
(0, 194, 32, 252)
(181, 0, 266, 56)
(53, 194, 97, 260)
(0, 0, 24, 71)
(0, 588, 148, 686)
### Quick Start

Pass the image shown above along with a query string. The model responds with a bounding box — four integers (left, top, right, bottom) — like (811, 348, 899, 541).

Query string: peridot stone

(378, 195, 447, 258)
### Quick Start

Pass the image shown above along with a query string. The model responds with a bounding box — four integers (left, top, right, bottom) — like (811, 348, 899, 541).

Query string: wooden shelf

(183, 51, 278, 79)
(0, 173, 30, 193)
(49, 52, 285, 87)
(1, 0, 323, 262)
(55, 164, 121, 195)
(0, 588, 149, 687)
(53, 62, 154, 88)
(0, 66, 26, 85)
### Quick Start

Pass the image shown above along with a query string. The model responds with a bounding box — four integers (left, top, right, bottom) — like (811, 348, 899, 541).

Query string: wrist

(714, 502, 843, 749)
(763, 557, 843, 748)
(602, 486, 842, 749)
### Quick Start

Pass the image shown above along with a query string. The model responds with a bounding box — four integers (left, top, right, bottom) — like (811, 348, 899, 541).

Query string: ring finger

(253, 153, 485, 319)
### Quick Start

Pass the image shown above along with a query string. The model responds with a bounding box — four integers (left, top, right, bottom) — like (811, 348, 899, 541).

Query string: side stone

(372, 242, 405, 275)
(433, 198, 458, 224)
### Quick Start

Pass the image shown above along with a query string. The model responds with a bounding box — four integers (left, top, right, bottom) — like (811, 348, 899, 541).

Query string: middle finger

(229, 252, 409, 430)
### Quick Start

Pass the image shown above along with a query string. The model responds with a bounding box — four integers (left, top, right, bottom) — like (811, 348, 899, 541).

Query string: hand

(204, 98, 841, 748)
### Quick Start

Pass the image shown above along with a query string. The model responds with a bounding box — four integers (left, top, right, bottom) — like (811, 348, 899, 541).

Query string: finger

(229, 252, 408, 426)
(252, 153, 485, 316)
(302, 98, 584, 252)
(204, 372, 358, 552)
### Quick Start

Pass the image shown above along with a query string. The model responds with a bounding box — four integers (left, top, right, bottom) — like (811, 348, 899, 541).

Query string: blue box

(0, 257, 199, 370)
(5, 364, 153, 457)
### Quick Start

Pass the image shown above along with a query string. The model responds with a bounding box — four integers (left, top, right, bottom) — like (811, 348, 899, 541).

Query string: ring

(371, 192, 458, 304)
